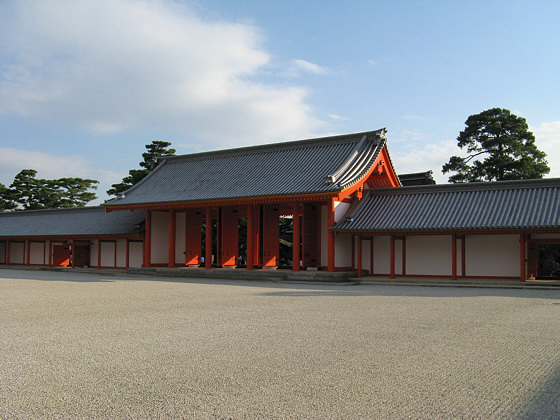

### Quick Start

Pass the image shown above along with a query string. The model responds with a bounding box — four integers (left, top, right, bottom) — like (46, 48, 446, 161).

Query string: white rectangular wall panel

(465, 234, 519, 277)
(151, 211, 169, 264)
(129, 241, 143, 268)
(406, 235, 451, 276)
(116, 239, 126, 268)
(373, 236, 390, 275)
(9, 242, 25, 264)
(29, 242, 44, 265)
(100, 241, 116, 267)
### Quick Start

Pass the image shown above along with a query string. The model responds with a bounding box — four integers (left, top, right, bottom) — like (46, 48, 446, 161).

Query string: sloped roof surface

(332, 178, 560, 232)
(105, 130, 387, 207)
(0, 206, 145, 237)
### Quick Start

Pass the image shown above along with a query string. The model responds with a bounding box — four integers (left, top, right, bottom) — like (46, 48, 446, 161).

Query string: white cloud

(0, 0, 324, 147)
(0, 147, 122, 204)
(328, 114, 350, 121)
(531, 121, 560, 177)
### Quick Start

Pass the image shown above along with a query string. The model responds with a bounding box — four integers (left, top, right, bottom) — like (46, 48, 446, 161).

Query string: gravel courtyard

(1, 269, 559, 419)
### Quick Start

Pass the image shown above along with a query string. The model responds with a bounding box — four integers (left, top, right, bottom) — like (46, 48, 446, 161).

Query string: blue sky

(1, 0, 559, 204)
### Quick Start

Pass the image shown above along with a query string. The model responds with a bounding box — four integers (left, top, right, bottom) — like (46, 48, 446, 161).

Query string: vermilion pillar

(168, 209, 176, 268)
(327, 197, 335, 272)
(125, 238, 130, 269)
(25, 240, 30, 266)
(47, 240, 52, 267)
(247, 204, 254, 270)
(292, 202, 300, 271)
(205, 207, 212, 269)
(144, 210, 151, 267)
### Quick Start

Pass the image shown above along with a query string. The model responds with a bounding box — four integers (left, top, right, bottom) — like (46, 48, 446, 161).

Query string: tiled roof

(332, 178, 560, 232)
(105, 129, 388, 207)
(0, 206, 145, 238)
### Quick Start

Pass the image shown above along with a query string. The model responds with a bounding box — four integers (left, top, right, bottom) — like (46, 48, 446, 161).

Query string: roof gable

(105, 129, 392, 207)
(332, 178, 560, 232)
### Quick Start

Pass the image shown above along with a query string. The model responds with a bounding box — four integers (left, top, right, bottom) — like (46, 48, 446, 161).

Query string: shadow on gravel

(515, 363, 560, 419)
(2, 268, 560, 300)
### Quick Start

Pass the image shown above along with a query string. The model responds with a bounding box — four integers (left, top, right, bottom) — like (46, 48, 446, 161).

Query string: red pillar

(357, 235, 362, 278)
(293, 202, 300, 271)
(97, 240, 101, 268)
(144, 210, 151, 267)
(520, 232, 526, 282)
(451, 234, 457, 280)
(205, 207, 212, 269)
(168, 209, 176, 268)
(47, 240, 52, 267)
(6, 240, 10, 266)
(327, 197, 335, 272)
(254, 206, 261, 267)
(390, 235, 395, 279)
(247, 204, 254, 270)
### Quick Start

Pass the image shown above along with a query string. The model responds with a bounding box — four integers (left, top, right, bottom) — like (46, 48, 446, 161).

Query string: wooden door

(52, 245, 70, 266)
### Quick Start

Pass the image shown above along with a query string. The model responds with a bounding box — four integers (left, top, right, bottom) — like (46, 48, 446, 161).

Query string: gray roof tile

(105, 129, 388, 207)
(0, 206, 145, 238)
(332, 178, 560, 232)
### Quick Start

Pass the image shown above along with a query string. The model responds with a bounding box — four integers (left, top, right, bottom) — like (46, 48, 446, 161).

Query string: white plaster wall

(335, 234, 352, 268)
(373, 236, 390, 275)
(129, 241, 143, 267)
(406, 235, 451, 276)
(100, 242, 116, 267)
(90, 240, 99, 266)
(0, 242, 6, 264)
(465, 234, 519, 277)
(151, 211, 169, 264)
(9, 242, 25, 264)
(29, 242, 44, 265)
(320, 205, 328, 267)
(175, 212, 186, 265)
(116, 239, 126, 268)
(334, 201, 350, 223)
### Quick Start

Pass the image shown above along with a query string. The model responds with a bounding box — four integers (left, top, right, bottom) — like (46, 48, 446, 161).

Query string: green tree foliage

(2, 169, 98, 211)
(0, 182, 17, 211)
(107, 140, 176, 197)
(442, 108, 550, 183)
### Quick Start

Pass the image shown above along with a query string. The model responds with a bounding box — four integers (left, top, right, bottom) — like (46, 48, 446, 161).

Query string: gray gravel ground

(1, 268, 560, 419)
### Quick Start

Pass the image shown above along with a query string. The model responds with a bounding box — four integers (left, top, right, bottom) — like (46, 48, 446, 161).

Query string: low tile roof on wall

(0, 206, 145, 238)
(105, 129, 390, 207)
(332, 178, 560, 233)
